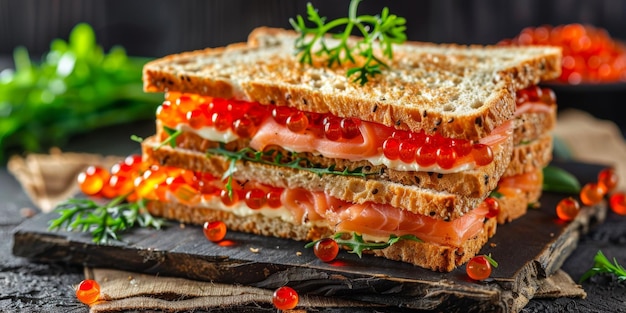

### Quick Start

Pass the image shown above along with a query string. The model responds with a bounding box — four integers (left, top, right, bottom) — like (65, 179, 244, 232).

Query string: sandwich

(138, 27, 561, 271)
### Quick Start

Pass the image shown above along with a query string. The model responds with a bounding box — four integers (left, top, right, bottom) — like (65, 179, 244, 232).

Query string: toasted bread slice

(146, 197, 497, 272)
(152, 123, 514, 199)
(513, 105, 557, 145)
(505, 133, 553, 177)
(143, 136, 494, 220)
(143, 27, 561, 141)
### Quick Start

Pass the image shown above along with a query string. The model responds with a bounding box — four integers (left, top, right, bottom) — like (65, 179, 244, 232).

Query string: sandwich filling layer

(136, 163, 492, 248)
(157, 92, 515, 175)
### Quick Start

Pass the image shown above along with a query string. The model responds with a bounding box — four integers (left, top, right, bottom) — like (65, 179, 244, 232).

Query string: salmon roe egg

(314, 238, 339, 262)
(77, 166, 110, 196)
(609, 192, 626, 215)
(598, 167, 619, 194)
(203, 221, 227, 242)
(483, 197, 500, 219)
(76, 279, 101, 305)
(272, 286, 299, 310)
(466, 255, 492, 281)
(556, 197, 581, 221)
(580, 182, 605, 206)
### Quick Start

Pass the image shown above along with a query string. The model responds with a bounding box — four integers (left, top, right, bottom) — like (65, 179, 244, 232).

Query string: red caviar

(483, 197, 500, 219)
(609, 192, 626, 215)
(466, 255, 492, 281)
(598, 167, 619, 194)
(314, 238, 339, 262)
(556, 197, 581, 221)
(203, 221, 227, 242)
(76, 279, 101, 305)
(500, 24, 626, 84)
(580, 182, 605, 206)
(272, 286, 299, 310)
(77, 165, 110, 196)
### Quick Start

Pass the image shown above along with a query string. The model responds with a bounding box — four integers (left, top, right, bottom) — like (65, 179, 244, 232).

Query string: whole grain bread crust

(513, 106, 557, 145)
(146, 200, 497, 272)
(505, 133, 553, 177)
(143, 27, 561, 141)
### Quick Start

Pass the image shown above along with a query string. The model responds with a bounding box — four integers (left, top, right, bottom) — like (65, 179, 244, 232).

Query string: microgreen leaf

(49, 196, 165, 244)
(207, 144, 373, 198)
(207, 144, 372, 177)
(542, 165, 581, 194)
(290, 0, 406, 85)
(580, 250, 626, 283)
(484, 254, 499, 268)
(130, 134, 144, 143)
(154, 126, 182, 150)
(490, 190, 504, 199)
(305, 232, 422, 258)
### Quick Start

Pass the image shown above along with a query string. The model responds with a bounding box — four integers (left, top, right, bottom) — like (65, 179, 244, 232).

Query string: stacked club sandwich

(139, 27, 561, 272)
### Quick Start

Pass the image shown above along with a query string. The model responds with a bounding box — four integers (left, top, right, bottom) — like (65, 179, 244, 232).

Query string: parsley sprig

(290, 0, 407, 85)
(305, 232, 421, 257)
(49, 196, 165, 244)
(580, 250, 626, 283)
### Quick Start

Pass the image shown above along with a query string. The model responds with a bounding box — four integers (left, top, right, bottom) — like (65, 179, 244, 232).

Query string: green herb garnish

(490, 190, 504, 199)
(207, 144, 371, 198)
(305, 232, 421, 257)
(208, 145, 368, 177)
(580, 250, 626, 283)
(290, 0, 407, 85)
(483, 253, 499, 268)
(542, 165, 581, 194)
(49, 196, 165, 244)
(0, 23, 160, 164)
(155, 126, 182, 150)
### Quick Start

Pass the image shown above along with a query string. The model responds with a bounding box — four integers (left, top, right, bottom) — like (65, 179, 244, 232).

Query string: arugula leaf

(305, 232, 421, 258)
(542, 165, 581, 194)
(290, 0, 406, 85)
(580, 250, 626, 283)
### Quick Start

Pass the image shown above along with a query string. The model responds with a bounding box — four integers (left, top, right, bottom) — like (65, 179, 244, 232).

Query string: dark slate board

(11, 161, 607, 313)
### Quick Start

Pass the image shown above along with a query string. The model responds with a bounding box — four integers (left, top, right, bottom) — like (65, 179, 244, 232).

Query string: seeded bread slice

(143, 27, 561, 141)
(505, 133, 553, 177)
(146, 200, 497, 272)
(512, 106, 557, 145)
(143, 136, 490, 221)
(154, 123, 514, 199)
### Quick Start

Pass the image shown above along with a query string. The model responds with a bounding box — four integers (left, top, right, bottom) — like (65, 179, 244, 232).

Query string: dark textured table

(1, 122, 626, 313)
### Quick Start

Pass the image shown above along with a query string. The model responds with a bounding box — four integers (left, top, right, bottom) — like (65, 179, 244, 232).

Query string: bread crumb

(249, 247, 260, 253)
(179, 223, 186, 229)
(20, 207, 36, 218)
(489, 243, 497, 248)
(296, 251, 302, 256)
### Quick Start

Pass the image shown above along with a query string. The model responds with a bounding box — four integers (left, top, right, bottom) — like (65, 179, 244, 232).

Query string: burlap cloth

(10, 108, 625, 312)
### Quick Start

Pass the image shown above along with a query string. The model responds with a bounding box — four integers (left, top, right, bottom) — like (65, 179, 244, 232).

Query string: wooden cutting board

(12, 161, 607, 313)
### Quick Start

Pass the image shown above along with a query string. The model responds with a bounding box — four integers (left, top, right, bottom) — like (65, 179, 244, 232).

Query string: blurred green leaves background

(0, 23, 160, 164)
